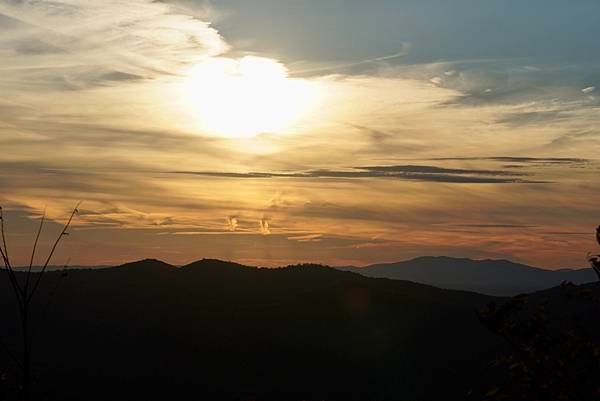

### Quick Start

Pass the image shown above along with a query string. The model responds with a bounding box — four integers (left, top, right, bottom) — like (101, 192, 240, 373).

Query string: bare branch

(587, 226, 600, 281)
(589, 255, 600, 280)
(27, 203, 80, 302)
(0, 203, 81, 401)
(0, 250, 24, 312)
(24, 208, 46, 296)
(0, 206, 25, 307)
(0, 206, 10, 264)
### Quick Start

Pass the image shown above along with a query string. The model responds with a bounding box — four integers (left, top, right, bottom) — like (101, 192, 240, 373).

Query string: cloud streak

(169, 164, 544, 184)
(430, 157, 590, 165)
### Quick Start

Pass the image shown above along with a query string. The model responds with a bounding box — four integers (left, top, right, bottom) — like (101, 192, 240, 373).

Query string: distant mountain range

(20, 256, 597, 296)
(336, 256, 597, 295)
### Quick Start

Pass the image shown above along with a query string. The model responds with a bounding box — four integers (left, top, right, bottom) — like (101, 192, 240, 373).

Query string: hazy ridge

(337, 256, 596, 295)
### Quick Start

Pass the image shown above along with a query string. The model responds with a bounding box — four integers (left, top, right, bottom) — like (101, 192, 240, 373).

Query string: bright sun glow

(184, 56, 322, 138)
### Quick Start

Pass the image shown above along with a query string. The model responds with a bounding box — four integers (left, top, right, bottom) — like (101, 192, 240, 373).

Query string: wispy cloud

(0, 0, 227, 86)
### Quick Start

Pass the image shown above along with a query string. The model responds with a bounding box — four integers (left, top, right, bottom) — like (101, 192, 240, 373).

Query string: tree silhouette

(588, 225, 600, 279)
(477, 225, 600, 401)
(0, 205, 79, 401)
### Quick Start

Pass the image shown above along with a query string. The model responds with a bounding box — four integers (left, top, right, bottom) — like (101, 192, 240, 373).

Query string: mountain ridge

(19, 255, 595, 297)
(0, 257, 597, 400)
(0, 257, 501, 400)
(336, 255, 596, 296)
(356, 255, 587, 271)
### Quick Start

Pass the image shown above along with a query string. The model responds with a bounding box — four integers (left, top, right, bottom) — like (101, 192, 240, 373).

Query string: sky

(0, 0, 599, 268)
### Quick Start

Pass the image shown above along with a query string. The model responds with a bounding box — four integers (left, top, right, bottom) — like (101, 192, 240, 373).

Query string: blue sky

(209, 0, 600, 64)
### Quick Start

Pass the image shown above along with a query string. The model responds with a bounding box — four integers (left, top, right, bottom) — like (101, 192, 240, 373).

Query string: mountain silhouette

(0, 258, 501, 401)
(337, 256, 596, 295)
(0, 258, 597, 400)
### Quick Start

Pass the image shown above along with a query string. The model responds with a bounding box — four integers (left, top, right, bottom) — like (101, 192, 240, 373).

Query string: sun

(184, 56, 322, 138)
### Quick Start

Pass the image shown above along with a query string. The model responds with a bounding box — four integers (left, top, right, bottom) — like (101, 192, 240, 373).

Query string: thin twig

(0, 207, 25, 308)
(0, 258, 24, 312)
(27, 203, 80, 302)
(24, 209, 46, 296)
(0, 204, 80, 401)
(0, 206, 10, 266)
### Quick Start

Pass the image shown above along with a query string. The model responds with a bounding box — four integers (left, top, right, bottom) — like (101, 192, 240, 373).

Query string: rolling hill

(0, 258, 502, 401)
(337, 256, 597, 295)
(1, 258, 597, 400)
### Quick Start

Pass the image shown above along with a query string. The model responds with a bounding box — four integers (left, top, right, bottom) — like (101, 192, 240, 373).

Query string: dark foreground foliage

(477, 283, 600, 401)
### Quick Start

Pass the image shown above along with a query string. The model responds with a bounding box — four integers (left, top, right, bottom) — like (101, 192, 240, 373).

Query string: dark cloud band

(169, 164, 546, 184)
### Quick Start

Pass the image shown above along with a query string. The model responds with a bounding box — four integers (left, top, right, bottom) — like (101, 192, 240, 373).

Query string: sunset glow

(0, 0, 599, 268)
(184, 56, 322, 138)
